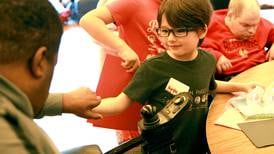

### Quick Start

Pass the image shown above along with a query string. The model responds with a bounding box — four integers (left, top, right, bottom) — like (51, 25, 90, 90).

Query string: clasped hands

(62, 87, 103, 119)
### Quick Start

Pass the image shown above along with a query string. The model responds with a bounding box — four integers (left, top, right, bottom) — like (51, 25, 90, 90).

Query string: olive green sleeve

(34, 93, 63, 119)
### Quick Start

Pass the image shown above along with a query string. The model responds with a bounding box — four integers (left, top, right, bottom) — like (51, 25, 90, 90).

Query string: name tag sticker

(165, 78, 190, 95)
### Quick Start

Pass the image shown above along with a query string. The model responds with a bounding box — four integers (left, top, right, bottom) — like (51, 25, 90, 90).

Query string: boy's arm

(213, 80, 256, 94)
(92, 92, 133, 116)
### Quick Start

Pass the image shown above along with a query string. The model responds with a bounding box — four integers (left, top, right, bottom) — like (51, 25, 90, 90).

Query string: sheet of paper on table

(215, 84, 274, 130)
(238, 118, 274, 148)
(214, 105, 271, 130)
(215, 105, 245, 130)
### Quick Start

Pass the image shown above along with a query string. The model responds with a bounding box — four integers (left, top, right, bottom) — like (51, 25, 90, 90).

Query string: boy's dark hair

(157, 0, 213, 30)
(0, 0, 63, 64)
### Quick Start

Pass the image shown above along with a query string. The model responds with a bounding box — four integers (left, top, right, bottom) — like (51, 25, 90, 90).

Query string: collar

(0, 75, 34, 118)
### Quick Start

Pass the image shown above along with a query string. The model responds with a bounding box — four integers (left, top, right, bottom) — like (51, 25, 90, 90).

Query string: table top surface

(206, 61, 274, 154)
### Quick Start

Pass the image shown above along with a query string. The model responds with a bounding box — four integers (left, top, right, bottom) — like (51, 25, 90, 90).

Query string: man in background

(201, 0, 274, 81)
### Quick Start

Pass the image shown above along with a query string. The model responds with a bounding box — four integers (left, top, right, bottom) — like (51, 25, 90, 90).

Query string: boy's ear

(198, 25, 208, 39)
(29, 46, 48, 78)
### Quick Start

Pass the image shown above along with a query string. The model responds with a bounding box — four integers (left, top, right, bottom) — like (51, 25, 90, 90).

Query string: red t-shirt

(90, 0, 164, 130)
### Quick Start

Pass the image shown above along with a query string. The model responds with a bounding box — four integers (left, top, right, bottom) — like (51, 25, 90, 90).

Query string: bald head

(225, 0, 261, 40)
(228, 0, 260, 17)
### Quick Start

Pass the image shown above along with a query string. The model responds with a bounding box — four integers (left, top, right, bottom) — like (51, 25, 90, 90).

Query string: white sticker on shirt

(165, 78, 190, 95)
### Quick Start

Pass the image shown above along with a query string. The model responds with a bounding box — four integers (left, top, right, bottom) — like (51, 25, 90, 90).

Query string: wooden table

(206, 61, 274, 154)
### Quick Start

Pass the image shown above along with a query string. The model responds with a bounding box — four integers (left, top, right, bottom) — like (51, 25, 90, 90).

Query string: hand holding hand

(62, 87, 102, 119)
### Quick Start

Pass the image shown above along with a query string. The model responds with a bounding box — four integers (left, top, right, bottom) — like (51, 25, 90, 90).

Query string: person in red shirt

(79, 0, 165, 143)
(201, 0, 274, 81)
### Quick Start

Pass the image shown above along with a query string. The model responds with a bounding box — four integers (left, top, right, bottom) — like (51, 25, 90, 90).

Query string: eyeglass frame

(156, 27, 196, 37)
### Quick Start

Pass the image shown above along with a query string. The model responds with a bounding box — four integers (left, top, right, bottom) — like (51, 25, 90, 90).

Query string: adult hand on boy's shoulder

(216, 55, 232, 73)
(62, 87, 102, 119)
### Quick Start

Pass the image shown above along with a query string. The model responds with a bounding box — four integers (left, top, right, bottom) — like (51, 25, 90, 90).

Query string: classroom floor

(34, 25, 118, 153)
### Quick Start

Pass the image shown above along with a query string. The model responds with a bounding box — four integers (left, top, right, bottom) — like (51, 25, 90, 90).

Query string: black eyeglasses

(156, 27, 195, 37)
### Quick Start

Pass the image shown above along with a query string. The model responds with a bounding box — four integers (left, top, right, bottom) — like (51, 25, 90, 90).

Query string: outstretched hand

(242, 82, 259, 93)
(62, 87, 102, 119)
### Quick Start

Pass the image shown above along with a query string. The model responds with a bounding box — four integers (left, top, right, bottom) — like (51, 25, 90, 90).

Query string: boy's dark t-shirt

(124, 49, 217, 153)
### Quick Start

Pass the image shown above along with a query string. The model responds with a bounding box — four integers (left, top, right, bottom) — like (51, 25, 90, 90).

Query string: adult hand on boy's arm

(63, 87, 103, 119)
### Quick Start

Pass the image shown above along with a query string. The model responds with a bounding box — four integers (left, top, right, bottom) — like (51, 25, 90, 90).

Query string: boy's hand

(243, 82, 262, 93)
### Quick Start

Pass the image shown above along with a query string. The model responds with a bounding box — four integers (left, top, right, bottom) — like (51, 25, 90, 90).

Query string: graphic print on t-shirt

(165, 78, 209, 109)
(223, 38, 260, 59)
